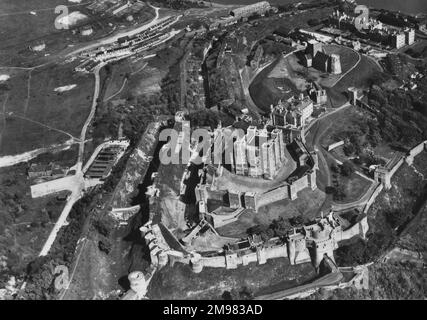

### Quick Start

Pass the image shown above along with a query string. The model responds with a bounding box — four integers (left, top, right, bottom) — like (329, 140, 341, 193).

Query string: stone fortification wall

(375, 140, 427, 190)
(406, 140, 427, 165)
(192, 243, 288, 272)
(339, 216, 369, 241)
(255, 184, 289, 209)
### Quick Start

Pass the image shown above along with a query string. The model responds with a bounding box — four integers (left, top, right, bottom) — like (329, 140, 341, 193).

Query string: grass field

(404, 39, 427, 60)
(0, 0, 75, 50)
(318, 107, 370, 147)
(249, 44, 360, 112)
(327, 55, 381, 106)
(0, 61, 93, 156)
(217, 188, 326, 238)
(332, 171, 373, 204)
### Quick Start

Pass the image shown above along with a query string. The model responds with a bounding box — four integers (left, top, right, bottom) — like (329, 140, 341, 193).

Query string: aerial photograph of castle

(0, 0, 426, 309)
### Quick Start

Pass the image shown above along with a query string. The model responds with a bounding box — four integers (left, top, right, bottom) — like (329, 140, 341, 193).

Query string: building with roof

(329, 10, 416, 49)
(270, 95, 314, 129)
(308, 81, 328, 105)
(229, 1, 271, 18)
(404, 28, 415, 45)
(302, 40, 342, 74)
(28, 162, 69, 179)
(391, 32, 406, 49)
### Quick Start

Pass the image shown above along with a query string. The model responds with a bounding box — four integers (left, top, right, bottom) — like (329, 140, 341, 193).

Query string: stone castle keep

(302, 40, 342, 74)
(210, 124, 288, 179)
(193, 124, 318, 216)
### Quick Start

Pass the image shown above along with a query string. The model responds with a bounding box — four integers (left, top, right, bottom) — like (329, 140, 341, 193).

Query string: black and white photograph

(0, 0, 426, 307)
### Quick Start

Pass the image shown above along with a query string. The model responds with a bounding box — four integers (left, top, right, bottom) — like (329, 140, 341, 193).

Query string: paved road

(77, 63, 104, 172)
(254, 271, 343, 300)
(304, 102, 351, 134)
(39, 64, 103, 257)
(254, 257, 342, 300)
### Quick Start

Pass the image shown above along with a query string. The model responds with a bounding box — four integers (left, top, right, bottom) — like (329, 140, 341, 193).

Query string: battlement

(140, 213, 369, 274)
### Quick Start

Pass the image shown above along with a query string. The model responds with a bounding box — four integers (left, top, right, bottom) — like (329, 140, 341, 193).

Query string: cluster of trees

(385, 210, 412, 230)
(405, 47, 427, 60)
(247, 216, 308, 241)
(335, 198, 421, 267)
(204, 35, 241, 109)
(21, 192, 95, 299)
(368, 85, 427, 147)
(327, 162, 355, 201)
(330, 161, 355, 179)
(377, 12, 418, 29)
(335, 232, 395, 267)
(336, 116, 381, 159)
(258, 38, 291, 57)
(152, 0, 207, 10)
(384, 54, 416, 80)
(187, 109, 235, 130)
(222, 287, 254, 300)
(335, 207, 417, 267)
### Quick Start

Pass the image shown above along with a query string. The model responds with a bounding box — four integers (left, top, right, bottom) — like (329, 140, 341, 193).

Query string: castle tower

(158, 251, 169, 267)
(223, 128, 235, 172)
(270, 130, 282, 169)
(261, 142, 276, 179)
(307, 40, 322, 57)
(213, 128, 223, 166)
(228, 190, 243, 209)
(234, 136, 248, 175)
(246, 126, 259, 176)
(329, 54, 342, 74)
(272, 128, 285, 162)
(128, 271, 148, 298)
(374, 166, 392, 190)
(347, 87, 359, 105)
(308, 170, 317, 191)
(244, 192, 257, 211)
(190, 253, 204, 273)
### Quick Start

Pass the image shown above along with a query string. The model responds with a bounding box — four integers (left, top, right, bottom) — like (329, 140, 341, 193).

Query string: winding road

(77, 63, 103, 172)
(329, 48, 362, 88)
(37, 4, 180, 257)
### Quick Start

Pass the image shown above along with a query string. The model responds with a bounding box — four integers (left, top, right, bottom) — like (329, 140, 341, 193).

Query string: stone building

(391, 32, 406, 49)
(404, 28, 415, 45)
(270, 95, 314, 129)
(229, 1, 271, 18)
(210, 125, 286, 180)
(308, 82, 328, 104)
(301, 40, 342, 74)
